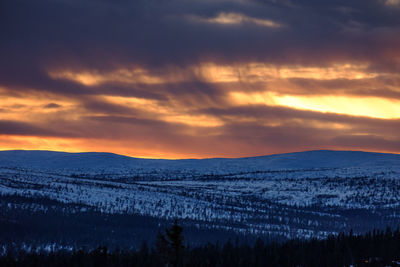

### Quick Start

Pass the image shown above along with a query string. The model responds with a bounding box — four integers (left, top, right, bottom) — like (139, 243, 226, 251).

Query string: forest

(2, 221, 400, 267)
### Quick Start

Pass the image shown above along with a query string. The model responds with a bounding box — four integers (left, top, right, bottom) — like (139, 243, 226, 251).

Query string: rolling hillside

(0, 150, 399, 248)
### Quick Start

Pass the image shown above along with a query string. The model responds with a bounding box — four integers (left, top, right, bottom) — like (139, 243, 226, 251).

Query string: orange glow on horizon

(0, 135, 201, 159)
(1, 134, 399, 159)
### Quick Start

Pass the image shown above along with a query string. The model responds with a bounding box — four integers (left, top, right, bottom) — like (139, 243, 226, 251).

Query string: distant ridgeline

(0, 150, 399, 172)
(0, 150, 399, 248)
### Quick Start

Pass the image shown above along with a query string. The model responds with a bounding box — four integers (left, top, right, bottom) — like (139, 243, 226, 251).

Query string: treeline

(2, 225, 400, 266)
(0, 196, 253, 249)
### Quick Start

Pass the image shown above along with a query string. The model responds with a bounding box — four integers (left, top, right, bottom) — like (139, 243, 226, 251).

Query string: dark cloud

(285, 78, 400, 99)
(81, 99, 138, 115)
(0, 120, 78, 137)
(2, 0, 400, 71)
(331, 135, 400, 152)
(1, 0, 399, 87)
(43, 103, 62, 109)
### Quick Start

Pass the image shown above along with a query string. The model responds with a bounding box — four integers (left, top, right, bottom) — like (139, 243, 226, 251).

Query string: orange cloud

(188, 12, 283, 28)
(48, 63, 379, 86)
(230, 91, 400, 119)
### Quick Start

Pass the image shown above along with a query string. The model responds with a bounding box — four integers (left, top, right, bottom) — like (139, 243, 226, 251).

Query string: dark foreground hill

(1, 224, 400, 267)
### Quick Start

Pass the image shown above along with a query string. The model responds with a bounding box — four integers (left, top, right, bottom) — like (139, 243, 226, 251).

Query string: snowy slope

(0, 149, 399, 241)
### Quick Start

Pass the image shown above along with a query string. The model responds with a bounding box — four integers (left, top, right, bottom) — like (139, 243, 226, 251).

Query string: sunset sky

(1, 0, 400, 158)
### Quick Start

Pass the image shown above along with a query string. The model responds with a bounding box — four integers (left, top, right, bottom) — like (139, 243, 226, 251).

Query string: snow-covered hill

(0, 150, 399, 246)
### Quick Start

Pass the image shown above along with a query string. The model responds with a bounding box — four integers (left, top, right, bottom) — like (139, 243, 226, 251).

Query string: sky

(1, 0, 400, 159)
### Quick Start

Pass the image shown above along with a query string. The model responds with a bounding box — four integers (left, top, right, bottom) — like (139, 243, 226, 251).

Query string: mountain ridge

(1, 149, 398, 159)
(0, 149, 398, 172)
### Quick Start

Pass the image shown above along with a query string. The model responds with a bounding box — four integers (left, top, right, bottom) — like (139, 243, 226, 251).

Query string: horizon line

(0, 148, 398, 160)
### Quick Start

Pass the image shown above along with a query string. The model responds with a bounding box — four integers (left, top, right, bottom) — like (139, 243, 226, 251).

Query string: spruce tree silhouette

(156, 219, 185, 267)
